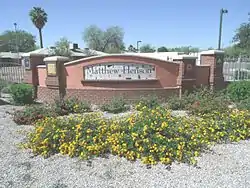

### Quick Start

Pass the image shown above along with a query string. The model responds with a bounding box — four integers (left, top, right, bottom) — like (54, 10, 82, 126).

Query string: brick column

(23, 54, 46, 98)
(200, 50, 225, 90)
(173, 55, 197, 95)
(44, 56, 69, 101)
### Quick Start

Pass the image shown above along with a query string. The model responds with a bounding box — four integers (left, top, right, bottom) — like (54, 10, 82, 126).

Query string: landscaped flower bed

(24, 106, 250, 166)
(13, 97, 91, 125)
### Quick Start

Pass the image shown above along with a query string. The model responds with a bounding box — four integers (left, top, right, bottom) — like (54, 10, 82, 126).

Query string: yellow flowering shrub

(24, 106, 250, 166)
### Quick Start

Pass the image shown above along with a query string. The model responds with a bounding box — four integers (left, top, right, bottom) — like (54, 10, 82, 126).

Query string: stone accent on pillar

(200, 50, 225, 90)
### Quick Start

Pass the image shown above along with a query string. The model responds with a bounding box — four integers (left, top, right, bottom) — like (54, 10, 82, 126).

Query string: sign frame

(46, 62, 57, 76)
(83, 62, 156, 81)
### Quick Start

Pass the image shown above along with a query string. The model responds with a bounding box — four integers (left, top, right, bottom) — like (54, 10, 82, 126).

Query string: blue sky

(1, 0, 249, 49)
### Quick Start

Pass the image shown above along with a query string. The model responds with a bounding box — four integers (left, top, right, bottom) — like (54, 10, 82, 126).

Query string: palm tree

(29, 7, 48, 48)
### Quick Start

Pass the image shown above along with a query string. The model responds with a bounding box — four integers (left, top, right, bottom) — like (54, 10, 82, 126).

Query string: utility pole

(218, 9, 228, 50)
(14, 23, 20, 63)
(136, 40, 142, 53)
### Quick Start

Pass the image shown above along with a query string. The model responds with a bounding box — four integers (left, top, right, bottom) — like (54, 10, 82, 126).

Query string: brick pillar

(200, 50, 225, 90)
(23, 54, 46, 98)
(44, 56, 69, 101)
(173, 55, 197, 95)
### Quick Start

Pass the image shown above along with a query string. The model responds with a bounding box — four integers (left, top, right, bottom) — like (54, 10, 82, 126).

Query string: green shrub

(166, 87, 231, 114)
(167, 92, 196, 110)
(0, 79, 9, 97)
(1, 85, 12, 94)
(135, 96, 160, 111)
(10, 83, 34, 105)
(0, 79, 8, 91)
(53, 98, 91, 115)
(237, 98, 250, 110)
(13, 105, 56, 125)
(226, 81, 250, 102)
(101, 97, 129, 114)
(186, 87, 231, 115)
(188, 96, 230, 115)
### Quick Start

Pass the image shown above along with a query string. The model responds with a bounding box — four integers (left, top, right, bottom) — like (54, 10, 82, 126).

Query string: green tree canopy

(50, 37, 72, 57)
(139, 44, 156, 53)
(223, 13, 250, 57)
(232, 22, 250, 55)
(0, 30, 36, 52)
(157, 46, 168, 52)
(127, 44, 137, 52)
(167, 46, 199, 53)
(83, 25, 125, 53)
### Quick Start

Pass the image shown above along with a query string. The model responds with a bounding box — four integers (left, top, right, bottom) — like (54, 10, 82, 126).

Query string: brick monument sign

(24, 50, 225, 104)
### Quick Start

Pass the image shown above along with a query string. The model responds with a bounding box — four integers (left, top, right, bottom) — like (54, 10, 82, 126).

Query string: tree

(0, 30, 36, 52)
(29, 7, 48, 48)
(207, 47, 214, 50)
(83, 25, 125, 53)
(167, 46, 199, 53)
(233, 22, 250, 52)
(50, 37, 72, 57)
(157, 46, 168, 52)
(139, 44, 156, 53)
(127, 44, 137, 52)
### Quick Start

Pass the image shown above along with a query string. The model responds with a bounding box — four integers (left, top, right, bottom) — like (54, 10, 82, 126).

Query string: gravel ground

(0, 105, 250, 188)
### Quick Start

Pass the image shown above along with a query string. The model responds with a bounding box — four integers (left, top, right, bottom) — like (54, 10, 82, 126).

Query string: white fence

(223, 57, 250, 81)
(0, 61, 25, 83)
(192, 53, 250, 81)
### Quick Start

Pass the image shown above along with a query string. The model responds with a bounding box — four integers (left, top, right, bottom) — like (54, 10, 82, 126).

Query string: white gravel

(0, 105, 250, 188)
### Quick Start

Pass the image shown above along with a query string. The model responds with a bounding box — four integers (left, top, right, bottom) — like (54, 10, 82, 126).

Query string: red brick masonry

(30, 51, 225, 104)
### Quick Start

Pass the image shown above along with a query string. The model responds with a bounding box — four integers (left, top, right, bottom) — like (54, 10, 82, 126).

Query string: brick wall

(32, 51, 225, 104)
(65, 87, 180, 104)
(37, 86, 61, 103)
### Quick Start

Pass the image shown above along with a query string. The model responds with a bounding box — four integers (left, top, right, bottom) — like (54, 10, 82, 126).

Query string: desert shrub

(167, 91, 196, 110)
(188, 96, 230, 115)
(13, 105, 56, 125)
(135, 96, 160, 111)
(10, 83, 34, 105)
(1, 85, 12, 94)
(53, 98, 91, 116)
(101, 97, 129, 114)
(166, 87, 230, 114)
(237, 98, 250, 110)
(226, 81, 250, 102)
(187, 87, 231, 115)
(25, 106, 250, 166)
(0, 79, 8, 92)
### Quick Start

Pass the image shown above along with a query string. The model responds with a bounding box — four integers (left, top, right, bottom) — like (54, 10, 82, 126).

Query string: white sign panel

(84, 63, 156, 80)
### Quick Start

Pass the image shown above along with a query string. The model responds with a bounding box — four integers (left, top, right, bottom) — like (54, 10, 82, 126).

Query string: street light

(14, 23, 19, 63)
(218, 8, 228, 50)
(136, 40, 142, 52)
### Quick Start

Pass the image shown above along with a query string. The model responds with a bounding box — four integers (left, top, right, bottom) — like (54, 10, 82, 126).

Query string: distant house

(0, 52, 24, 65)
(21, 43, 108, 68)
(21, 43, 107, 60)
(123, 51, 185, 61)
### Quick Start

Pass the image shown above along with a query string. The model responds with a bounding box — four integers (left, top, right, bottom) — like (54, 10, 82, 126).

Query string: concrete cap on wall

(173, 55, 197, 60)
(44, 56, 70, 62)
(200, 50, 225, 55)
